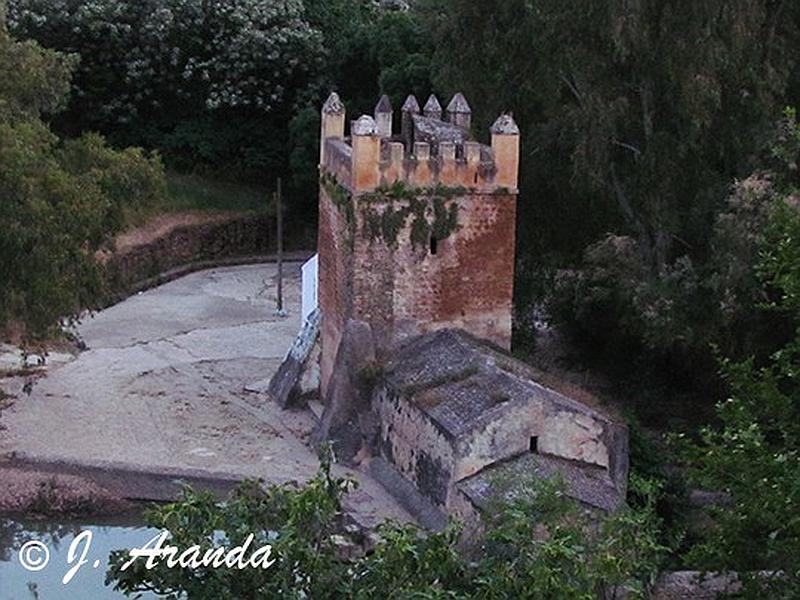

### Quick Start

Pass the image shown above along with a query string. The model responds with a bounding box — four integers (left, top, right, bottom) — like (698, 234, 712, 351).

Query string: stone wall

(455, 399, 612, 482)
(353, 191, 516, 348)
(319, 188, 517, 396)
(373, 385, 457, 509)
(318, 188, 353, 395)
(316, 93, 520, 399)
(103, 211, 312, 301)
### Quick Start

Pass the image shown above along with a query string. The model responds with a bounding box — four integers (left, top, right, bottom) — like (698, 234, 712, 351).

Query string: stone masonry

(299, 90, 629, 528)
(317, 92, 520, 398)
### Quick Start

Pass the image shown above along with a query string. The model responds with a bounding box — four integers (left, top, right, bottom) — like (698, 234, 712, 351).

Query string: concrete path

(0, 264, 411, 527)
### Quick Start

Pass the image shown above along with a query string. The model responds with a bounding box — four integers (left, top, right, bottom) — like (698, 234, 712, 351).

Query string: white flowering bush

(6, 0, 430, 188)
(8, 0, 323, 120)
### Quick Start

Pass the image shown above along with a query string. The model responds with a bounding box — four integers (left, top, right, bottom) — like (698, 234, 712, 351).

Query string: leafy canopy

(108, 450, 668, 599)
(0, 5, 165, 340)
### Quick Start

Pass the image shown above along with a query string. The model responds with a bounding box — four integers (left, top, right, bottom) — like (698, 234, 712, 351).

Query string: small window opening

(473, 172, 479, 184)
(529, 436, 539, 453)
(429, 235, 438, 255)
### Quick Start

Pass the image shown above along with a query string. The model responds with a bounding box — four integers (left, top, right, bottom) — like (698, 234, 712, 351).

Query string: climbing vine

(320, 177, 474, 252)
(360, 182, 464, 250)
(320, 172, 356, 251)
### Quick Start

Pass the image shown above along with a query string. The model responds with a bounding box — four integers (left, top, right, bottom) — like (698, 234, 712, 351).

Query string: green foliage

(7, 0, 324, 183)
(165, 172, 269, 214)
(426, 0, 800, 389)
(681, 118, 800, 597)
(7, 0, 436, 207)
(108, 457, 668, 599)
(0, 18, 166, 341)
(7, 0, 323, 116)
(473, 475, 668, 600)
(360, 183, 461, 250)
(109, 447, 356, 598)
(349, 522, 470, 599)
(547, 112, 800, 402)
(0, 18, 75, 119)
(59, 132, 167, 230)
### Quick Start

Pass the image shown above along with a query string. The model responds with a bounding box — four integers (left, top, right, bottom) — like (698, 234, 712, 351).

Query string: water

(0, 514, 162, 599)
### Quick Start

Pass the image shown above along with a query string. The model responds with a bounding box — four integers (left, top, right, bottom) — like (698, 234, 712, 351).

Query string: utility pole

(274, 177, 286, 317)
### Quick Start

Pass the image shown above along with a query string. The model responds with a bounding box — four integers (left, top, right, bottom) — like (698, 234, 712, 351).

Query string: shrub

(0, 14, 166, 341)
(108, 455, 668, 599)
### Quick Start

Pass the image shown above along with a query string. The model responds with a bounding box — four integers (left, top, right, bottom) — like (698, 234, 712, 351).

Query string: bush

(0, 14, 166, 341)
(108, 457, 669, 599)
(547, 110, 800, 401)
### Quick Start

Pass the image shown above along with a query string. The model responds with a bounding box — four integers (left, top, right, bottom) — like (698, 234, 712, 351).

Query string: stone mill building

(272, 91, 629, 528)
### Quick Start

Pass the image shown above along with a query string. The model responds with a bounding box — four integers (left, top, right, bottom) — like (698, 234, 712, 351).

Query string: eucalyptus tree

(427, 0, 800, 368)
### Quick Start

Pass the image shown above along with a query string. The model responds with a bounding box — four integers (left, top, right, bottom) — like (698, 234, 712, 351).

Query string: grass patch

(165, 172, 271, 213)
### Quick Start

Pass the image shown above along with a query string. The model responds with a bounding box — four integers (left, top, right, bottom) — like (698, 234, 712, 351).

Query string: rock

(312, 319, 377, 463)
(266, 309, 320, 408)
(330, 534, 364, 561)
(650, 571, 742, 599)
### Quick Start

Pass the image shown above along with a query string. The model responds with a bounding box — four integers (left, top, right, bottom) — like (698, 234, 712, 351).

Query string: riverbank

(0, 264, 412, 531)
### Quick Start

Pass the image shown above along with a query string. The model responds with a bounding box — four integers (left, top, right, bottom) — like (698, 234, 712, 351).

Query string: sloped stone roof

(457, 452, 623, 512)
(401, 94, 421, 113)
(446, 92, 471, 115)
(411, 115, 470, 146)
(490, 113, 520, 135)
(383, 329, 618, 440)
(375, 94, 392, 114)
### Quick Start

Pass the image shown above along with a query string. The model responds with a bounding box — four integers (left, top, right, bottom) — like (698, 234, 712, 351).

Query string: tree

(7, 0, 325, 179)
(426, 0, 800, 376)
(0, 3, 165, 340)
(108, 450, 668, 599)
(682, 109, 800, 598)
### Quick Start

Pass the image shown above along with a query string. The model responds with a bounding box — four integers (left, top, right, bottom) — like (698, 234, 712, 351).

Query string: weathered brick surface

(317, 94, 520, 397)
(353, 192, 516, 347)
(318, 187, 352, 394)
(319, 189, 516, 396)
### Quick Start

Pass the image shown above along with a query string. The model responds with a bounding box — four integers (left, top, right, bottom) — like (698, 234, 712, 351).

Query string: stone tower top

(374, 95, 393, 138)
(491, 113, 519, 135)
(423, 94, 443, 119)
(375, 94, 393, 114)
(316, 90, 521, 398)
(401, 94, 421, 114)
(352, 115, 377, 135)
(447, 92, 471, 115)
(319, 91, 520, 194)
(322, 91, 345, 115)
(446, 93, 472, 129)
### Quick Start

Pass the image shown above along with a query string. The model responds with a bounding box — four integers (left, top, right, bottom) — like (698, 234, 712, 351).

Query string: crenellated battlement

(320, 92, 519, 195)
(317, 90, 520, 397)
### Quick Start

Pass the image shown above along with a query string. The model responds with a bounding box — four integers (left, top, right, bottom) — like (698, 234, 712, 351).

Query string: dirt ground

(0, 263, 411, 528)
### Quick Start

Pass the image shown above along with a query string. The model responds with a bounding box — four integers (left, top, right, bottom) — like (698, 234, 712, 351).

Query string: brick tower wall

(316, 92, 520, 396)
(317, 184, 352, 396)
(351, 191, 516, 348)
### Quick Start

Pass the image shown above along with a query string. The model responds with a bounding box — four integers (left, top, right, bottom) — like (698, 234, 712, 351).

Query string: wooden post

(275, 177, 286, 317)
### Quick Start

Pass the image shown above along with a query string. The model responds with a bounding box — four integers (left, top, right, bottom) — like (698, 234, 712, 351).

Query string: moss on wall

(320, 172, 355, 251)
(359, 182, 464, 250)
(320, 176, 510, 252)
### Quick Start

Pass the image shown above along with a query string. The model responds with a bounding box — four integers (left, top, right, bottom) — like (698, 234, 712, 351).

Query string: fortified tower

(317, 92, 520, 396)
